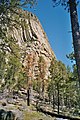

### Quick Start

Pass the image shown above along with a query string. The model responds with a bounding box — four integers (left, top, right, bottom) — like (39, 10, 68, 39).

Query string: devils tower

(6, 9, 56, 83)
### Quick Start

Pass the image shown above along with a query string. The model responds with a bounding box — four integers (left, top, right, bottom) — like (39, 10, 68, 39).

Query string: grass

(23, 106, 56, 120)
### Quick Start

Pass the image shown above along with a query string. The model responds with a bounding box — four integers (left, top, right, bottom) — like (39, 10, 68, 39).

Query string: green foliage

(35, 56, 47, 95)
(0, 0, 37, 90)
(0, 33, 27, 90)
(0, 0, 37, 43)
(66, 51, 75, 61)
(0, 50, 6, 85)
(52, 0, 79, 10)
(47, 57, 80, 115)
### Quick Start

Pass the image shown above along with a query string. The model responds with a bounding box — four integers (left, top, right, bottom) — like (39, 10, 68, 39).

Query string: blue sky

(27, 0, 80, 68)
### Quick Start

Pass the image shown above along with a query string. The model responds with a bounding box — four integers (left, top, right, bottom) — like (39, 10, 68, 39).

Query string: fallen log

(37, 107, 80, 120)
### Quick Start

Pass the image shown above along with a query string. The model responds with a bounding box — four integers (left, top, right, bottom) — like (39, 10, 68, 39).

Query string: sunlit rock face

(8, 9, 56, 79)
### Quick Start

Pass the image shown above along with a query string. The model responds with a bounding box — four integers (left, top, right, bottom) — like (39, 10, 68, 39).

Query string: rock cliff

(8, 9, 56, 80)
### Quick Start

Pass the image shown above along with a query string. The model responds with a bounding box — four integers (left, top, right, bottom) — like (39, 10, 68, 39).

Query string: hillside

(0, 8, 80, 120)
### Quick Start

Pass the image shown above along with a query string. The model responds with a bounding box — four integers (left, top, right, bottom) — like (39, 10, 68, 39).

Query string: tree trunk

(69, 0, 80, 85)
(27, 88, 30, 106)
(52, 93, 55, 109)
(42, 79, 45, 99)
(42, 79, 44, 93)
(48, 94, 51, 104)
(57, 83, 59, 114)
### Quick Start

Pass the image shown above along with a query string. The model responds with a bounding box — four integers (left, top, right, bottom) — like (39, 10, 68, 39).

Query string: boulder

(0, 109, 15, 120)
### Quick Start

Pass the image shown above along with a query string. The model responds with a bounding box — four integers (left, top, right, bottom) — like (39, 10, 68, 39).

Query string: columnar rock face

(8, 9, 56, 80)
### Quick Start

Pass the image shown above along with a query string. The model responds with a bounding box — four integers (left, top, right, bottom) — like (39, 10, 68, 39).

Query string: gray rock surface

(7, 9, 56, 80)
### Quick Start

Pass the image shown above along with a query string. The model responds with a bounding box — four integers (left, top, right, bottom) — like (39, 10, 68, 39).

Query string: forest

(0, 0, 80, 120)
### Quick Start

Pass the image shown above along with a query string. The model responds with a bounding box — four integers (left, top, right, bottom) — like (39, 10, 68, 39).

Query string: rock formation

(7, 9, 56, 82)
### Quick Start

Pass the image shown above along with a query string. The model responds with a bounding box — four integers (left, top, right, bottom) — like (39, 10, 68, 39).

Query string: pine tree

(36, 56, 47, 99)
(52, 0, 80, 85)
(48, 58, 68, 114)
